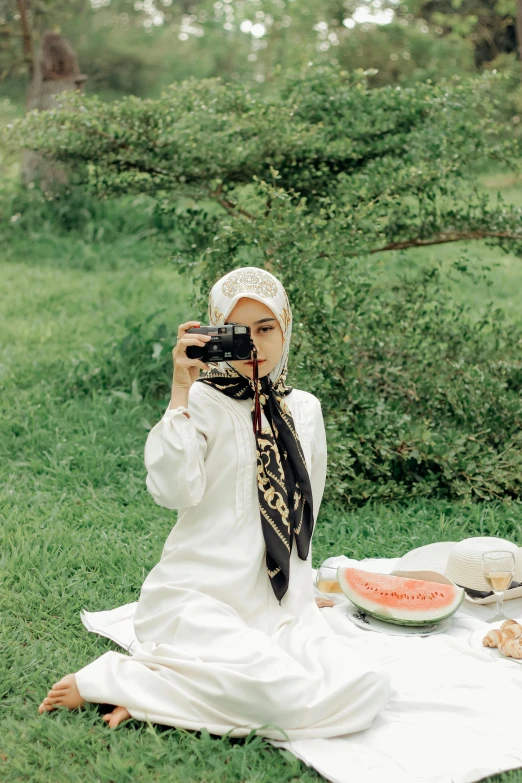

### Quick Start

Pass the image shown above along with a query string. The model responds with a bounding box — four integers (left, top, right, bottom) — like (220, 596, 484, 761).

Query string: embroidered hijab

(197, 267, 315, 604)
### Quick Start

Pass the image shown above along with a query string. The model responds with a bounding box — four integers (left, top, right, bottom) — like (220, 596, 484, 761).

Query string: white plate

(463, 585, 522, 605)
(345, 603, 452, 636)
(469, 620, 522, 664)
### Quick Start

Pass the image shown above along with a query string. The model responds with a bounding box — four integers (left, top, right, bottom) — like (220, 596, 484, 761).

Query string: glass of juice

(315, 565, 344, 595)
(482, 551, 515, 623)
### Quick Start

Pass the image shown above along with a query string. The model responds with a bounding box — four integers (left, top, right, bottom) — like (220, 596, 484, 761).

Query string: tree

(394, 0, 520, 69)
(2, 1, 88, 186)
(6, 65, 522, 502)
(516, 0, 522, 72)
(0, 0, 88, 82)
(23, 29, 88, 186)
(0, 0, 479, 98)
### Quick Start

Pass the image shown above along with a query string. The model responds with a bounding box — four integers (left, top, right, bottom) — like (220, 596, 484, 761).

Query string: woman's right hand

(172, 321, 212, 390)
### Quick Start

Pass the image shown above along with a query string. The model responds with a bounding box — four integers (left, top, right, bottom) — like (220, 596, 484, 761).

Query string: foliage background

(2, 0, 522, 98)
(5, 62, 522, 504)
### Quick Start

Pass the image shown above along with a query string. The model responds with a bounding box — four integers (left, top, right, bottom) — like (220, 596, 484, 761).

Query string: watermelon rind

(337, 567, 465, 626)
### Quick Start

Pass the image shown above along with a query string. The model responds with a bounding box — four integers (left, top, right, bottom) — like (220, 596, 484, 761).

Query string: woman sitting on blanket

(39, 267, 391, 737)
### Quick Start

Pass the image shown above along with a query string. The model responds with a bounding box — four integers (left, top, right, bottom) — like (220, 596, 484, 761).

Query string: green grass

(2, 145, 522, 780)
(2, 236, 522, 783)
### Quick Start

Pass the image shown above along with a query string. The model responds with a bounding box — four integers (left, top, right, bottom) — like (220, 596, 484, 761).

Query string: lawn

(2, 148, 522, 780)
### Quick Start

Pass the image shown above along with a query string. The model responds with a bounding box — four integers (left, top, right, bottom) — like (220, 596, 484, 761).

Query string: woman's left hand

(315, 597, 335, 608)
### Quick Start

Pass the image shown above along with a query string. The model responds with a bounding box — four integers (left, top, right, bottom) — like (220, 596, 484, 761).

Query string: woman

(39, 267, 391, 737)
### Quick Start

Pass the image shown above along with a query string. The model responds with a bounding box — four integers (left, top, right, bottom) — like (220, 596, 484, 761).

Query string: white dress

(75, 382, 391, 739)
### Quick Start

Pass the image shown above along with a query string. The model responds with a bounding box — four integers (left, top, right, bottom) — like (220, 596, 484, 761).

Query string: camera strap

(251, 344, 262, 435)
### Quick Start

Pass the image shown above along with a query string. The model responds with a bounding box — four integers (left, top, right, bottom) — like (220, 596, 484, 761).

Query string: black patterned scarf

(197, 366, 315, 604)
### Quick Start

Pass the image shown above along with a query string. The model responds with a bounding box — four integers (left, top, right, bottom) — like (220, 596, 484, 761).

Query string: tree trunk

(16, 0, 34, 80)
(517, 0, 522, 76)
(22, 33, 87, 189)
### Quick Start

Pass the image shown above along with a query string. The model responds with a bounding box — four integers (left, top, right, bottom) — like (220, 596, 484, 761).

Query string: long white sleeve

(310, 396, 328, 521)
(144, 387, 211, 510)
(307, 395, 328, 597)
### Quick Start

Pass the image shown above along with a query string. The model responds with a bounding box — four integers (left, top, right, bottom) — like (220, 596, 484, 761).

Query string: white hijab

(207, 266, 292, 384)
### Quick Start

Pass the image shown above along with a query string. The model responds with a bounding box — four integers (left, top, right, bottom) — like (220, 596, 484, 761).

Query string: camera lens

(236, 342, 252, 361)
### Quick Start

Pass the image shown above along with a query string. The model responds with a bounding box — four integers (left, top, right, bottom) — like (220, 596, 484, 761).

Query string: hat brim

(393, 542, 457, 575)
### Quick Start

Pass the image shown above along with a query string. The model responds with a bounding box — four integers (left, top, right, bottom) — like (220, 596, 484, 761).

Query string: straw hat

(393, 537, 522, 592)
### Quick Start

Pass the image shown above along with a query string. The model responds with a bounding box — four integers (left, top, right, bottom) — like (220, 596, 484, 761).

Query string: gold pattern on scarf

(279, 306, 291, 337)
(260, 506, 291, 552)
(202, 371, 247, 398)
(294, 498, 305, 535)
(208, 299, 225, 325)
(257, 435, 289, 521)
(280, 409, 307, 466)
(198, 364, 311, 596)
(222, 269, 278, 299)
(202, 367, 241, 380)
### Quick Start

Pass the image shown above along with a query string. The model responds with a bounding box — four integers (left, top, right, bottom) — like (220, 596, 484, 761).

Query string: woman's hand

(172, 321, 212, 390)
(315, 597, 335, 608)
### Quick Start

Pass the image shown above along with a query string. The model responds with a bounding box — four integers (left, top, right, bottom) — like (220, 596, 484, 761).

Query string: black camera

(186, 324, 253, 363)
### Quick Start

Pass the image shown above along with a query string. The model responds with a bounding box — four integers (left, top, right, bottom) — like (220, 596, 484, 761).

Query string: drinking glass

(315, 565, 343, 595)
(482, 551, 515, 623)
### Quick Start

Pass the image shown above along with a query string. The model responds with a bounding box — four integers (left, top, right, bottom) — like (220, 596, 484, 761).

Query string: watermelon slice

(337, 567, 464, 626)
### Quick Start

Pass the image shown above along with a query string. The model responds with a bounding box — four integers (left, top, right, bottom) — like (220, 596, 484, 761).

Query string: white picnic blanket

(81, 556, 522, 783)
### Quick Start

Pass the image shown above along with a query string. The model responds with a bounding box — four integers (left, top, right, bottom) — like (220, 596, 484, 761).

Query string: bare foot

(38, 673, 85, 714)
(103, 705, 132, 729)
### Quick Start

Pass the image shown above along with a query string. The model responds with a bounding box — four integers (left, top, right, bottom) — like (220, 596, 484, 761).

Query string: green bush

(59, 217, 522, 504)
(194, 184, 522, 504)
(7, 64, 522, 503)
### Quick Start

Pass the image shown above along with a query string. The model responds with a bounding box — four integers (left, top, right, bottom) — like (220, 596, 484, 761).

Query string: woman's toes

(39, 673, 85, 713)
(39, 697, 56, 714)
(103, 705, 132, 729)
(47, 685, 71, 699)
(109, 706, 131, 729)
